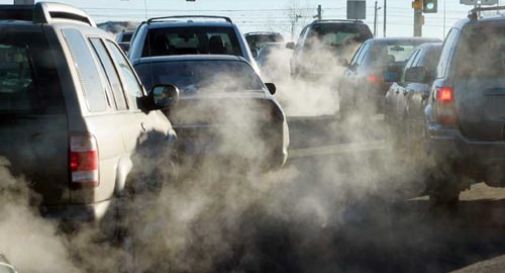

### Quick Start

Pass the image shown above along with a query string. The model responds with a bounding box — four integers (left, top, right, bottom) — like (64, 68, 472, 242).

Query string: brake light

(367, 74, 382, 84)
(435, 86, 457, 126)
(436, 87, 454, 104)
(70, 134, 99, 188)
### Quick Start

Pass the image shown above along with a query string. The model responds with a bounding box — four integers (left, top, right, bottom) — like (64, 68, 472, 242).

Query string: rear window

(306, 24, 372, 47)
(454, 23, 505, 79)
(0, 30, 63, 114)
(142, 26, 242, 57)
(368, 42, 419, 66)
(246, 33, 284, 50)
(135, 60, 264, 94)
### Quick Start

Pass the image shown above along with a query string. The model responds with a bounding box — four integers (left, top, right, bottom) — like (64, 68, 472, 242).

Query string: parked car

(424, 9, 505, 204)
(128, 15, 259, 72)
(385, 42, 442, 139)
(0, 3, 177, 224)
(133, 55, 289, 169)
(339, 37, 441, 116)
(288, 19, 373, 79)
(116, 30, 134, 52)
(244, 31, 284, 58)
(0, 255, 17, 273)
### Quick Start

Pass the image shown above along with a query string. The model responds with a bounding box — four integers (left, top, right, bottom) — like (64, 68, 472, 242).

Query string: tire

(428, 179, 461, 207)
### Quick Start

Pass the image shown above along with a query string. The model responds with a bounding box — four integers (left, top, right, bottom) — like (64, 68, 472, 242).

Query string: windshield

(142, 26, 242, 57)
(455, 23, 505, 79)
(135, 60, 265, 94)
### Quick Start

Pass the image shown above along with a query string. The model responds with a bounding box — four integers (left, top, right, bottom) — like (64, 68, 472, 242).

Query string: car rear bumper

(41, 199, 111, 223)
(427, 123, 505, 183)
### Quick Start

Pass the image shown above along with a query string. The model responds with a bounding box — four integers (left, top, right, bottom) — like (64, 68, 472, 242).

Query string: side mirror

(404, 66, 428, 83)
(286, 42, 295, 50)
(152, 84, 180, 108)
(338, 57, 349, 67)
(265, 83, 277, 95)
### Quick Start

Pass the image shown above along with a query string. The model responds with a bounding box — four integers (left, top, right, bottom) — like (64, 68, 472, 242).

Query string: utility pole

(413, 0, 423, 37)
(383, 0, 387, 37)
(373, 1, 381, 37)
(314, 4, 322, 21)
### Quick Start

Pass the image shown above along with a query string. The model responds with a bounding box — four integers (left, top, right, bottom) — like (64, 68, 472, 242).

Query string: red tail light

(70, 134, 99, 188)
(436, 86, 454, 104)
(435, 86, 457, 125)
(367, 74, 383, 85)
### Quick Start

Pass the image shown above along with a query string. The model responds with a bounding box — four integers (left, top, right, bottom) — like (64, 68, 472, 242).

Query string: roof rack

(147, 15, 232, 24)
(313, 19, 364, 24)
(0, 2, 95, 27)
(468, 5, 505, 20)
(34, 2, 95, 26)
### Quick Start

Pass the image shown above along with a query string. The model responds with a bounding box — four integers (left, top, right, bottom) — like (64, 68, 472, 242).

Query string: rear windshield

(368, 42, 423, 66)
(142, 26, 242, 57)
(121, 32, 133, 42)
(455, 23, 505, 79)
(306, 24, 372, 48)
(0, 30, 63, 114)
(246, 34, 284, 50)
(135, 60, 264, 94)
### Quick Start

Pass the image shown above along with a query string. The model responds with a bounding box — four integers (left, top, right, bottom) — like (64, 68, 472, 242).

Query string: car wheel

(428, 178, 461, 208)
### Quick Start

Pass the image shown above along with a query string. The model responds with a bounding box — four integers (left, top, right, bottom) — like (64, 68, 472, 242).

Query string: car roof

(0, 2, 95, 27)
(310, 19, 366, 25)
(452, 15, 505, 30)
(145, 19, 234, 29)
(245, 31, 282, 36)
(135, 54, 246, 65)
(368, 37, 441, 44)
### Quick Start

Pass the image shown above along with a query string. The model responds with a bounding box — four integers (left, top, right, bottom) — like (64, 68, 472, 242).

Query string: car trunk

(167, 93, 283, 160)
(456, 79, 505, 141)
(454, 22, 505, 141)
(0, 114, 69, 205)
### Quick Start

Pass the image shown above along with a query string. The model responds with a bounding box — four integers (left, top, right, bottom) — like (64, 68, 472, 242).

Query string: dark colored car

(0, 3, 177, 223)
(128, 15, 259, 72)
(385, 43, 442, 135)
(424, 11, 505, 204)
(133, 55, 289, 169)
(339, 37, 441, 116)
(288, 19, 373, 79)
(244, 31, 284, 57)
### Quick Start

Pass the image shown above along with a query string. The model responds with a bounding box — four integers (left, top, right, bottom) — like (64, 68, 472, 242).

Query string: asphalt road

(227, 114, 505, 273)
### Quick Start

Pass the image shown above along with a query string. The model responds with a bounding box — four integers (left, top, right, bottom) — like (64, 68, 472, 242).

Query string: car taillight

(436, 86, 454, 104)
(435, 86, 457, 125)
(70, 134, 99, 188)
(367, 73, 384, 88)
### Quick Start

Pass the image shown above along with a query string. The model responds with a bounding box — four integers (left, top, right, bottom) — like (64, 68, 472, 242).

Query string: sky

(3, 0, 500, 40)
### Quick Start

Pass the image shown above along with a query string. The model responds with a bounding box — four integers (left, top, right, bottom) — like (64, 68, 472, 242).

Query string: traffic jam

(1, 0, 505, 273)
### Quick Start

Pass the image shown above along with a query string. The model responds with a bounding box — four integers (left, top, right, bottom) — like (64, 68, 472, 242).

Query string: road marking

(289, 140, 387, 158)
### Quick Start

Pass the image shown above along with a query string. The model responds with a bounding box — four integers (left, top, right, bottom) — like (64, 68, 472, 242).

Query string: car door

(395, 49, 422, 122)
(62, 28, 126, 203)
(104, 39, 174, 160)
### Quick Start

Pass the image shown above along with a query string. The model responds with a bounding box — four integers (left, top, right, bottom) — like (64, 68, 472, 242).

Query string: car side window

(352, 42, 370, 67)
(62, 29, 107, 112)
(89, 38, 128, 110)
(106, 40, 144, 110)
(437, 29, 459, 78)
(401, 49, 420, 82)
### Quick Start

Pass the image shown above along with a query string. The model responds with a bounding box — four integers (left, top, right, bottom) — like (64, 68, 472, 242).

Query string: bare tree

(285, 0, 311, 41)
